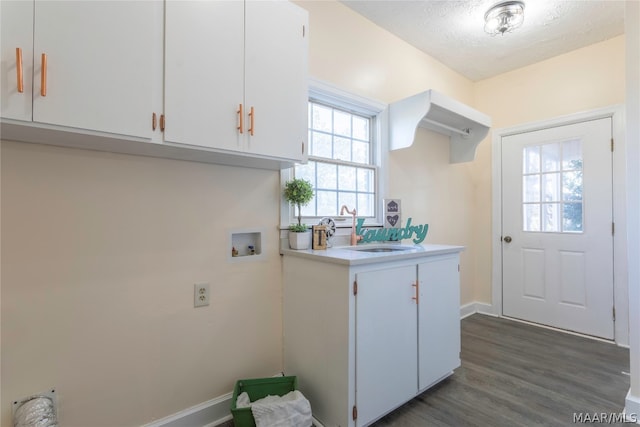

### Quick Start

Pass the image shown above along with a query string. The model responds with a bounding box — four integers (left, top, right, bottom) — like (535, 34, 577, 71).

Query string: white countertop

(280, 243, 464, 266)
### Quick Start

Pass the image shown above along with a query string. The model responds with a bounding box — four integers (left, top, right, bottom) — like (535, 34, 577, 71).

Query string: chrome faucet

(340, 205, 363, 246)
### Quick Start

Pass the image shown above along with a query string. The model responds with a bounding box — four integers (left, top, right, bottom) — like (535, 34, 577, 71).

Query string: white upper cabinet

(1, 1, 34, 122)
(1, 1, 156, 140)
(244, 1, 308, 161)
(1, 1, 307, 169)
(164, 0, 309, 162)
(164, 1, 245, 152)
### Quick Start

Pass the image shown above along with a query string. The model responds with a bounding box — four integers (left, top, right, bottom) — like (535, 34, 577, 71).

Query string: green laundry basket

(230, 375, 298, 427)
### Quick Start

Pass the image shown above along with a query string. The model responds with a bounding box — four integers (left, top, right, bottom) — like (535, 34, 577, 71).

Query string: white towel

(243, 390, 312, 427)
(236, 391, 252, 408)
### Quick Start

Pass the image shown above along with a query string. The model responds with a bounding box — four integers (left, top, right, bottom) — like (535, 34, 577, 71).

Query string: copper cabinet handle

(160, 114, 165, 132)
(16, 48, 24, 93)
(152, 112, 157, 131)
(41, 53, 47, 97)
(412, 282, 419, 304)
(237, 104, 244, 134)
(248, 106, 254, 136)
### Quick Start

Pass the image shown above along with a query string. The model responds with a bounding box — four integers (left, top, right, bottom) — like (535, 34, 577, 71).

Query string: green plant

(289, 223, 308, 233)
(284, 178, 314, 231)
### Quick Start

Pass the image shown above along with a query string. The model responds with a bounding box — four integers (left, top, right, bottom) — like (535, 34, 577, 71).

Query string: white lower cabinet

(283, 250, 462, 427)
(355, 265, 418, 426)
(418, 256, 461, 391)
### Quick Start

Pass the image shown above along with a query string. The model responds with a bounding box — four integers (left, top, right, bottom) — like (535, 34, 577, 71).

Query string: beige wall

(297, 1, 474, 105)
(1, 142, 283, 425)
(298, 0, 478, 303)
(472, 35, 626, 303)
(0, 1, 628, 426)
(475, 36, 625, 130)
(387, 131, 478, 303)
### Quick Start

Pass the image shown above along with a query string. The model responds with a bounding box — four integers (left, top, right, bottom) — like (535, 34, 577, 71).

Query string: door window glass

(522, 139, 583, 233)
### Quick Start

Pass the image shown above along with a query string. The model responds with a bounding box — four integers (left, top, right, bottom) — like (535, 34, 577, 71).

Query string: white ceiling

(340, 0, 626, 81)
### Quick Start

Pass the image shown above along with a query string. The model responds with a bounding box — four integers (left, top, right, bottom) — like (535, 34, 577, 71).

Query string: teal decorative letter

(353, 217, 428, 244)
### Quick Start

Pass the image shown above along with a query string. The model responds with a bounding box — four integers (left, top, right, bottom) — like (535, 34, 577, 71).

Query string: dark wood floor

(224, 314, 629, 426)
(372, 314, 630, 427)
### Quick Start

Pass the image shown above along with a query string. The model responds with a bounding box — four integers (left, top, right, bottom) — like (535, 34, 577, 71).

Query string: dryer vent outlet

(12, 389, 57, 427)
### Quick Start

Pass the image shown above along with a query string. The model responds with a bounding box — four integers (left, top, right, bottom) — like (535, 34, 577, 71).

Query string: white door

(355, 265, 417, 426)
(32, 1, 155, 139)
(418, 255, 460, 391)
(1, 0, 34, 121)
(244, 0, 308, 160)
(164, 0, 244, 151)
(502, 117, 614, 339)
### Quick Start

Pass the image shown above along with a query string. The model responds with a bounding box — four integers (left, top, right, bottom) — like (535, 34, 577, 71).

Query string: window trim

(280, 77, 388, 229)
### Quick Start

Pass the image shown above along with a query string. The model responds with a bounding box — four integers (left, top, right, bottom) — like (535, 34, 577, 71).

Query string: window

(295, 101, 377, 219)
(280, 80, 387, 229)
(522, 139, 583, 232)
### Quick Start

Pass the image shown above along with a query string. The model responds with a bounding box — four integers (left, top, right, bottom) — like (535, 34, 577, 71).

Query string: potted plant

(284, 178, 314, 250)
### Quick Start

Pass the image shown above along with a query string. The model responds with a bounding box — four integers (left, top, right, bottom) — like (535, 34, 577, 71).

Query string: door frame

(491, 105, 629, 346)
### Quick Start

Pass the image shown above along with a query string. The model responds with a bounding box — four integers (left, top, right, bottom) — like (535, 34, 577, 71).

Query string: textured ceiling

(340, 0, 625, 81)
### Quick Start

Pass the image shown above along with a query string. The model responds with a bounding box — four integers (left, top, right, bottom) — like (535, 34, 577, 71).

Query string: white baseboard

(144, 390, 325, 427)
(460, 302, 476, 319)
(475, 302, 497, 316)
(626, 390, 640, 424)
(460, 301, 495, 319)
(143, 393, 233, 427)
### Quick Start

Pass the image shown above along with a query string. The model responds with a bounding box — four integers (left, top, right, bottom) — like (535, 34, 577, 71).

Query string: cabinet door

(32, 1, 155, 139)
(355, 265, 417, 426)
(417, 255, 461, 391)
(164, 1, 244, 150)
(0, 0, 34, 121)
(245, 1, 308, 161)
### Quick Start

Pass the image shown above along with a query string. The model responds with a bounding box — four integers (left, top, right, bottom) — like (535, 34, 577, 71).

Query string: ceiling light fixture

(484, 1, 525, 36)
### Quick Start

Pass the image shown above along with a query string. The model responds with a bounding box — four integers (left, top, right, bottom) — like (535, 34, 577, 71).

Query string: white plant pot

(289, 230, 311, 250)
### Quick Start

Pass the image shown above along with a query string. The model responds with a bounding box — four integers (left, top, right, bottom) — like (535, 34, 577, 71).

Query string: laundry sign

(355, 217, 429, 244)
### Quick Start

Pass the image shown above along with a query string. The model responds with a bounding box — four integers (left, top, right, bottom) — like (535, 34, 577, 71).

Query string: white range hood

(389, 90, 491, 163)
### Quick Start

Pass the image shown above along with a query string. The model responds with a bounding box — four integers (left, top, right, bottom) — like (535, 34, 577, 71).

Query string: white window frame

(280, 78, 388, 229)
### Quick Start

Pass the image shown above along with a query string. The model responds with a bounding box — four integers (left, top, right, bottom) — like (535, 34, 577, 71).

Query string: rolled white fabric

(250, 390, 312, 427)
(236, 391, 252, 408)
(13, 397, 57, 427)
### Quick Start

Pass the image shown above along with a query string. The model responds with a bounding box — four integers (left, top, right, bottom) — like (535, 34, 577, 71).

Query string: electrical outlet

(194, 283, 210, 307)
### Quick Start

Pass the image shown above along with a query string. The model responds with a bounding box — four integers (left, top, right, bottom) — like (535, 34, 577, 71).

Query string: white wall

(1, 142, 283, 426)
(625, 0, 640, 417)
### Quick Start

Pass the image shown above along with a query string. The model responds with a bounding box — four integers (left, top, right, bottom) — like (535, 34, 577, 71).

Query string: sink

(352, 247, 408, 253)
(345, 245, 418, 253)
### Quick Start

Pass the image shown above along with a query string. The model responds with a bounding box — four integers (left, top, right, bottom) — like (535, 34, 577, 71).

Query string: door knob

(503, 236, 512, 243)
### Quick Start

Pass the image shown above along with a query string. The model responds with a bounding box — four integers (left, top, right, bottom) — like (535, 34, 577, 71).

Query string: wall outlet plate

(194, 283, 210, 307)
